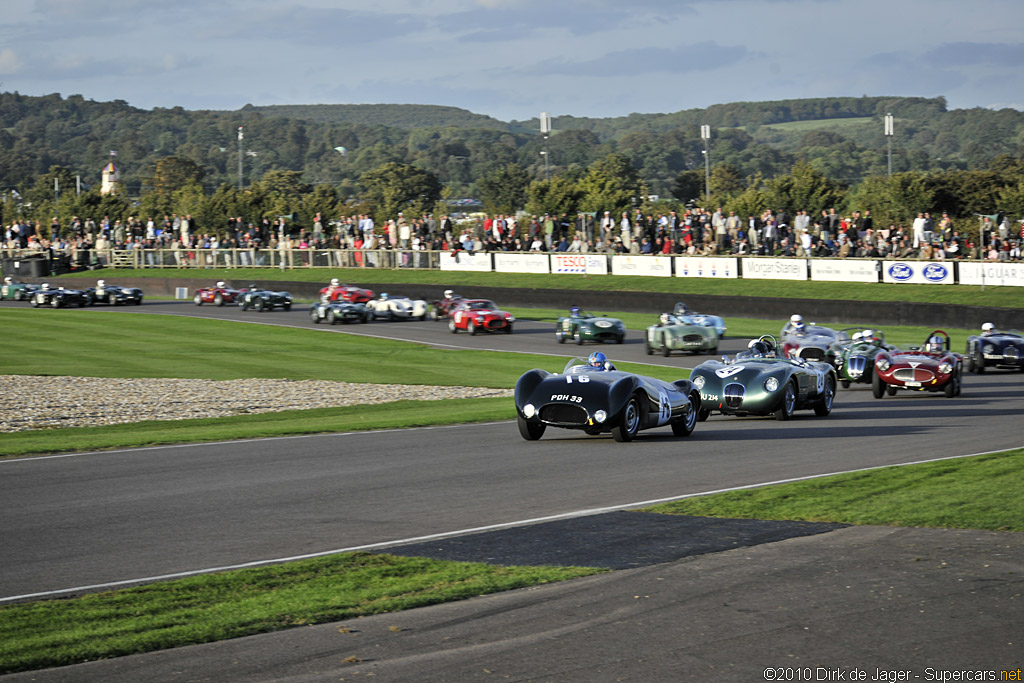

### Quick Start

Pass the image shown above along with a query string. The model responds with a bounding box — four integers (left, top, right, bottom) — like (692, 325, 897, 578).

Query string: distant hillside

(238, 103, 508, 131)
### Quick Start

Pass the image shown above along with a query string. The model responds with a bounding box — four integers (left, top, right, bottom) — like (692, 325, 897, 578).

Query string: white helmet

(790, 314, 803, 324)
(852, 331, 863, 342)
(926, 335, 944, 353)
(216, 281, 225, 288)
(862, 329, 874, 341)
(41, 283, 50, 290)
(3, 276, 11, 284)
(660, 313, 671, 324)
(97, 279, 105, 287)
(330, 278, 340, 286)
(981, 322, 995, 333)
(444, 289, 453, 298)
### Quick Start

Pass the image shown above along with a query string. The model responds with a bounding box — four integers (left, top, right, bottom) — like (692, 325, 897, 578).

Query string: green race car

(555, 307, 626, 345)
(1, 277, 40, 301)
(829, 328, 894, 388)
(645, 313, 719, 357)
(690, 335, 837, 421)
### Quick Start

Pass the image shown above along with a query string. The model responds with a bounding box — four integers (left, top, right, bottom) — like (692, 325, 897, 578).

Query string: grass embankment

(646, 449, 1024, 532)
(56, 267, 1024, 309)
(0, 554, 602, 675)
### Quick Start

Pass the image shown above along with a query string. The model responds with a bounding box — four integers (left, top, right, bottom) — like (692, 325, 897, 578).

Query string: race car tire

(310, 308, 320, 323)
(284, 304, 291, 312)
(840, 379, 850, 388)
(255, 299, 265, 312)
(51, 298, 62, 309)
(556, 330, 565, 344)
(886, 385, 898, 396)
(612, 396, 642, 442)
(360, 314, 368, 324)
(872, 372, 886, 399)
(574, 329, 583, 345)
(974, 351, 985, 374)
(697, 408, 711, 422)
(617, 335, 624, 344)
(329, 310, 339, 325)
(814, 375, 835, 417)
(194, 293, 203, 306)
(504, 324, 513, 334)
(773, 381, 796, 421)
(214, 293, 224, 306)
(662, 345, 670, 357)
(671, 392, 699, 437)
(944, 371, 960, 398)
(517, 415, 546, 441)
(965, 350, 976, 372)
(449, 319, 458, 334)
(135, 296, 143, 306)
(429, 308, 438, 321)
(467, 320, 477, 336)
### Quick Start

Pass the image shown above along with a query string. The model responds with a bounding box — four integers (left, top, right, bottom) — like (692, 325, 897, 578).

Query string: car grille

(894, 367, 935, 382)
(683, 334, 704, 343)
(723, 383, 744, 409)
(540, 404, 588, 427)
(846, 356, 867, 378)
(799, 348, 826, 361)
(1006, 347, 1020, 360)
(485, 319, 507, 330)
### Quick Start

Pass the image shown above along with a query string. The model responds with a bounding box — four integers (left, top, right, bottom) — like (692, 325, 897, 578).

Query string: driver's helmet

(249, 284, 258, 290)
(660, 313, 671, 325)
(96, 279, 105, 287)
(41, 283, 50, 290)
(926, 335, 945, 353)
(851, 331, 863, 342)
(861, 329, 875, 343)
(380, 293, 389, 300)
(216, 281, 226, 288)
(444, 289, 453, 299)
(330, 278, 340, 287)
(792, 320, 806, 334)
(570, 306, 581, 316)
(587, 351, 607, 369)
(981, 322, 995, 335)
(674, 302, 690, 315)
(790, 314, 803, 325)
(747, 339, 770, 357)
(3, 276, 10, 284)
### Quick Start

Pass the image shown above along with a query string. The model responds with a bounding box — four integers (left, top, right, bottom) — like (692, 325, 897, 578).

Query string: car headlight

(692, 375, 705, 390)
(508, 316, 515, 322)
(938, 362, 953, 374)
(764, 377, 779, 393)
(983, 344, 995, 354)
(593, 410, 607, 423)
(876, 358, 890, 372)
(523, 404, 536, 418)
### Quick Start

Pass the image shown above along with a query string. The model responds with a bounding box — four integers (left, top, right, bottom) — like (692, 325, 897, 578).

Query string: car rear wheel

(556, 329, 565, 344)
(814, 375, 835, 416)
(773, 381, 796, 421)
(194, 293, 203, 306)
(612, 396, 642, 442)
(517, 415, 546, 441)
(644, 341, 652, 355)
(310, 308, 320, 323)
(872, 371, 886, 399)
(671, 392, 699, 437)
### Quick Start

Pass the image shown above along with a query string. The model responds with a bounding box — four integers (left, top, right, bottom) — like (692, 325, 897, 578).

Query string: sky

(1, 0, 1023, 123)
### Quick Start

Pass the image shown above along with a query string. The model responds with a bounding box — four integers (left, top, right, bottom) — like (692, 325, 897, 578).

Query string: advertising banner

(674, 257, 739, 278)
(550, 253, 609, 275)
(610, 255, 673, 277)
(958, 261, 1024, 287)
(493, 252, 551, 274)
(881, 261, 954, 284)
(439, 251, 492, 272)
(809, 259, 880, 283)
(740, 258, 808, 280)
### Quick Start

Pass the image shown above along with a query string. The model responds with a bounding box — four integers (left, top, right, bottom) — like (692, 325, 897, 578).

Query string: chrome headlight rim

(692, 375, 706, 390)
(876, 358, 891, 372)
(764, 376, 780, 393)
(938, 362, 953, 374)
(593, 409, 608, 423)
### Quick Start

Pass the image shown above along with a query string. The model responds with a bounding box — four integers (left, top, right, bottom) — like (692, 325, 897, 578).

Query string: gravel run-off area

(0, 375, 512, 432)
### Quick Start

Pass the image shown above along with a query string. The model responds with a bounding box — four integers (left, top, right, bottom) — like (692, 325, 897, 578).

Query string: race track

(1, 296, 1021, 600)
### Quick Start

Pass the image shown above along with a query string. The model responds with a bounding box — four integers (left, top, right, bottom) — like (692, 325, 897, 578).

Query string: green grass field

(55, 266, 1024, 309)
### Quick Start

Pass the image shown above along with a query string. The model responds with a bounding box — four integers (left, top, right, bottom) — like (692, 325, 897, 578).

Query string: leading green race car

(555, 307, 626, 345)
(829, 328, 894, 388)
(690, 335, 837, 421)
(645, 313, 719, 356)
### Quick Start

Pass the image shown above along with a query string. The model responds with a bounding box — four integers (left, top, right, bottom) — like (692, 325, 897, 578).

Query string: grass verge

(55, 266, 1024, 309)
(644, 449, 1024, 532)
(0, 552, 603, 675)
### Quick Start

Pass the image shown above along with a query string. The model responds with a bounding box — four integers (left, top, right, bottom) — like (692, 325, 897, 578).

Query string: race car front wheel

(612, 396, 642, 442)
(872, 372, 886, 399)
(774, 381, 796, 421)
(517, 416, 546, 441)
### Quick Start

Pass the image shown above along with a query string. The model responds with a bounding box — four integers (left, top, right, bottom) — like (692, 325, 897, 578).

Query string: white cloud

(0, 48, 25, 75)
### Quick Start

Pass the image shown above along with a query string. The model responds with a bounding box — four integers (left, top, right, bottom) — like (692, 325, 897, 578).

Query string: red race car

(872, 330, 963, 398)
(194, 281, 245, 306)
(448, 299, 515, 335)
(319, 278, 373, 304)
(430, 289, 464, 320)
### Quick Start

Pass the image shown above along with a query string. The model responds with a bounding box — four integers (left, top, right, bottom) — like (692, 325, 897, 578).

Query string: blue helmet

(588, 351, 607, 368)
(571, 306, 581, 316)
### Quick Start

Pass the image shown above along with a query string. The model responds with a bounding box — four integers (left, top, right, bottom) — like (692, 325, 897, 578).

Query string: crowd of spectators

(3, 207, 1023, 264)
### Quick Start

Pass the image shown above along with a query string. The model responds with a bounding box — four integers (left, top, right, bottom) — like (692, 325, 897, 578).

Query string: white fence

(2, 247, 1016, 285)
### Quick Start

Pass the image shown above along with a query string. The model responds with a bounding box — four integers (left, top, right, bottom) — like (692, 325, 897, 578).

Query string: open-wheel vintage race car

(872, 330, 962, 398)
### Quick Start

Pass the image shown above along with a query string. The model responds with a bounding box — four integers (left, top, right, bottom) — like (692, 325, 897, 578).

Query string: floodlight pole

(237, 126, 244, 189)
(884, 113, 894, 178)
(540, 112, 551, 181)
(700, 125, 711, 204)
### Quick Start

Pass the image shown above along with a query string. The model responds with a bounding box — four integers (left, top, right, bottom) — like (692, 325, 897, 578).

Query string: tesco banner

(741, 258, 808, 281)
(674, 257, 739, 278)
(550, 253, 609, 275)
(958, 262, 1024, 287)
(610, 255, 673, 277)
(809, 259, 880, 283)
(882, 261, 954, 284)
(493, 252, 550, 274)
(439, 251, 492, 272)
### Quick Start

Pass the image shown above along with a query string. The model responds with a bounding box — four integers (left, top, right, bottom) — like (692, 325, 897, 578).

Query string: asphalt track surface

(2, 299, 1023, 680)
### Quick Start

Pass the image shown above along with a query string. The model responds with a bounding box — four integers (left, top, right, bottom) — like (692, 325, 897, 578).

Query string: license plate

(904, 381, 921, 387)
